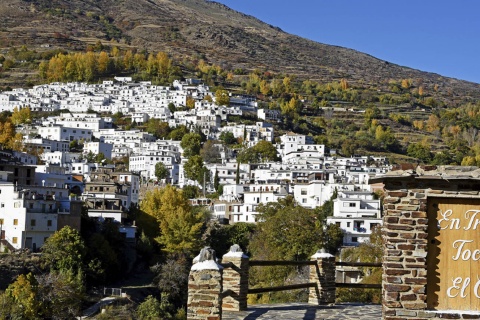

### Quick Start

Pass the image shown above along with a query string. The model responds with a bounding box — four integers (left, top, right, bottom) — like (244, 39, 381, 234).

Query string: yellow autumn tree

(11, 106, 31, 126)
(140, 185, 207, 254)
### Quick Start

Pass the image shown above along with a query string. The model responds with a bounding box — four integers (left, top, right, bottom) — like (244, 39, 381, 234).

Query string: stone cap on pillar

(191, 247, 223, 271)
(223, 244, 249, 259)
(311, 248, 334, 259)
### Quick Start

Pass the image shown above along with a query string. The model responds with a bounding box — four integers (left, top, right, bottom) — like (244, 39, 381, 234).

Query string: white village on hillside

(0, 77, 389, 252)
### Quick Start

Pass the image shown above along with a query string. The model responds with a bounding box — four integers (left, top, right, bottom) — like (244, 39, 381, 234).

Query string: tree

(145, 119, 171, 139)
(219, 131, 236, 145)
(36, 270, 85, 319)
(181, 132, 202, 158)
(184, 155, 209, 186)
(41, 226, 87, 273)
(237, 140, 280, 163)
(169, 125, 189, 140)
(248, 196, 343, 303)
(2, 273, 42, 320)
(11, 106, 31, 126)
(155, 162, 169, 181)
(407, 142, 433, 163)
(136, 295, 173, 320)
(200, 140, 221, 163)
(215, 89, 230, 106)
(140, 185, 207, 254)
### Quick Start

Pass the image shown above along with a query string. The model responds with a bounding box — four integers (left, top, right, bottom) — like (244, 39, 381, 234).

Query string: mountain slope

(1, 0, 479, 99)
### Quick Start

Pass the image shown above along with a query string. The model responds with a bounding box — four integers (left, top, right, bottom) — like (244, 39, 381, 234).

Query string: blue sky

(215, 1, 480, 84)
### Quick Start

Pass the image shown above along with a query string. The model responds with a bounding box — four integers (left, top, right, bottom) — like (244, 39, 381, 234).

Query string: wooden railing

(247, 260, 317, 294)
(335, 261, 382, 289)
(242, 260, 382, 294)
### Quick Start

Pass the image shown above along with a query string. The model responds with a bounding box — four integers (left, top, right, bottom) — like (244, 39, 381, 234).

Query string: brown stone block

(386, 204, 396, 209)
(386, 216, 400, 223)
(399, 218, 415, 225)
(386, 249, 402, 256)
(403, 302, 426, 309)
(207, 317, 221, 320)
(385, 292, 399, 300)
(417, 218, 428, 224)
(384, 284, 411, 292)
(385, 269, 410, 276)
(384, 197, 400, 204)
(427, 189, 444, 194)
(385, 276, 403, 284)
(199, 301, 214, 307)
(386, 223, 414, 231)
(412, 211, 427, 218)
(412, 286, 425, 294)
(389, 191, 408, 197)
(384, 262, 403, 268)
(463, 314, 480, 319)
(399, 233, 416, 239)
(384, 301, 402, 308)
(398, 244, 415, 250)
(385, 232, 400, 238)
(397, 205, 419, 211)
(410, 199, 420, 205)
(400, 293, 417, 301)
(417, 233, 428, 239)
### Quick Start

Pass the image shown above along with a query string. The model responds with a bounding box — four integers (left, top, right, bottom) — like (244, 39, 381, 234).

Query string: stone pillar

(221, 244, 249, 311)
(187, 247, 223, 320)
(309, 248, 336, 305)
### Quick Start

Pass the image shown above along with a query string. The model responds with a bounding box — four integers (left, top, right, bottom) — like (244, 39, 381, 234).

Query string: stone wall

(373, 166, 480, 320)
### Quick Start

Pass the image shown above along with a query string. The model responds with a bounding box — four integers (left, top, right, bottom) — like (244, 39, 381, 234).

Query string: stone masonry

(221, 245, 249, 311)
(371, 165, 480, 320)
(308, 249, 336, 305)
(188, 247, 223, 320)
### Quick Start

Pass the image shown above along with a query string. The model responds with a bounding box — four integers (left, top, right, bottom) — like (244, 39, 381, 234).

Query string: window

(12, 237, 18, 244)
(302, 198, 307, 203)
(349, 203, 356, 207)
(335, 222, 341, 227)
(14, 202, 20, 208)
(352, 237, 358, 243)
(347, 222, 351, 227)
(301, 188, 307, 195)
(13, 219, 18, 225)
(0, 203, 4, 208)
(47, 220, 52, 227)
(31, 219, 36, 226)
(0, 219, 3, 225)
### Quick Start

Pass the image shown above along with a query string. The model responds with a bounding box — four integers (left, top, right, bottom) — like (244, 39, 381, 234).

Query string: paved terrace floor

(223, 303, 382, 320)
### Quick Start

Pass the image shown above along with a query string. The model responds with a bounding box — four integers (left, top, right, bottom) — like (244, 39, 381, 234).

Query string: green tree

(181, 133, 202, 158)
(136, 295, 173, 320)
(407, 142, 433, 163)
(184, 155, 209, 185)
(169, 125, 189, 140)
(237, 141, 280, 163)
(155, 162, 169, 181)
(219, 131, 236, 145)
(146, 119, 171, 139)
(41, 226, 87, 272)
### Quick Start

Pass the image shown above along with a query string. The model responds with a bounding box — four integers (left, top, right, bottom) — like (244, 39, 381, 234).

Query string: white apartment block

(83, 142, 114, 160)
(327, 191, 382, 246)
(38, 125, 93, 142)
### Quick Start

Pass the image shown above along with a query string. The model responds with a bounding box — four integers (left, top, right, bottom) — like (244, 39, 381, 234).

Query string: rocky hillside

(1, 0, 479, 98)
